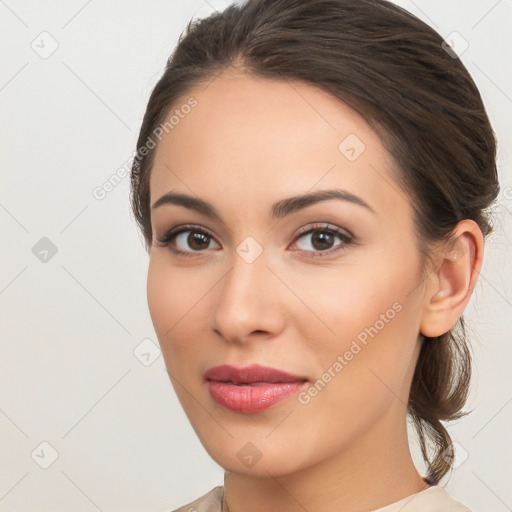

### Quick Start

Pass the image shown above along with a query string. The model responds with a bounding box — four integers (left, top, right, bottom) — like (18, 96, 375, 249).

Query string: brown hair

(130, 0, 499, 483)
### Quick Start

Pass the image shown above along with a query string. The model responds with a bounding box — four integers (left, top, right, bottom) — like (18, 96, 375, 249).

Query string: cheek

(146, 256, 206, 364)
(147, 257, 175, 338)
(288, 254, 419, 342)
(297, 255, 422, 406)
(288, 250, 423, 390)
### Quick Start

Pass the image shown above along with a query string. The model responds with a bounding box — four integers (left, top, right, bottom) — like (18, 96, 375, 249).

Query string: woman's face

(147, 70, 429, 476)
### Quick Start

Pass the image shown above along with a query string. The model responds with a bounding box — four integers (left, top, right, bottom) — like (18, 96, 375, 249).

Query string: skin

(146, 68, 483, 512)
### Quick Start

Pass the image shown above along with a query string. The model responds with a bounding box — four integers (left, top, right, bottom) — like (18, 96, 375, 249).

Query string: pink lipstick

(204, 364, 308, 413)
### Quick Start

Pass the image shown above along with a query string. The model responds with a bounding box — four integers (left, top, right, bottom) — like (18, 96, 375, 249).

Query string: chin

(219, 454, 302, 478)
(197, 434, 311, 478)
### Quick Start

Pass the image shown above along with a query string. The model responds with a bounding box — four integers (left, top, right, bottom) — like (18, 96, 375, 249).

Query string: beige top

(172, 484, 472, 512)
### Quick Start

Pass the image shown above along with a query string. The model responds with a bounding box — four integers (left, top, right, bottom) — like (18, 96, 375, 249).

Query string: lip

(204, 364, 308, 414)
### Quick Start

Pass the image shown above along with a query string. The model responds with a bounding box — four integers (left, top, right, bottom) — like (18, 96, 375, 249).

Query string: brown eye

(292, 225, 353, 257)
(186, 231, 211, 250)
(156, 225, 221, 256)
(310, 231, 336, 250)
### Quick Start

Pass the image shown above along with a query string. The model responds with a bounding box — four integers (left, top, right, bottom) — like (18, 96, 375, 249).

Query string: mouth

(204, 364, 309, 414)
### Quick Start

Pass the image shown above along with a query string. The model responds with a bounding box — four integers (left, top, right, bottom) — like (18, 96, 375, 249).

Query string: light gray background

(1, 1, 511, 511)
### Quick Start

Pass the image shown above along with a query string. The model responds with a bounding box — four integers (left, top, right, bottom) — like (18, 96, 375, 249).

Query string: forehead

(149, 69, 409, 219)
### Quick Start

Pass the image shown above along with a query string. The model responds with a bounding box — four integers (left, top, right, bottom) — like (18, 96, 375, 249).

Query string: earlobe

(420, 220, 483, 338)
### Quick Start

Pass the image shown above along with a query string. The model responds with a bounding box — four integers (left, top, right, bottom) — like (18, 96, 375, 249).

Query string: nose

(209, 248, 286, 345)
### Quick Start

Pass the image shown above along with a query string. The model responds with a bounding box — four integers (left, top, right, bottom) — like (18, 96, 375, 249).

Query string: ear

(420, 220, 484, 338)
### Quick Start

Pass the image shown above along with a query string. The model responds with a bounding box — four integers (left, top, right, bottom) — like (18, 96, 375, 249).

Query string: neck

(222, 412, 428, 512)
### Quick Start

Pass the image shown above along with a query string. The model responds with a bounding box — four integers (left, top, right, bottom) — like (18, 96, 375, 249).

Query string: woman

(129, 0, 499, 510)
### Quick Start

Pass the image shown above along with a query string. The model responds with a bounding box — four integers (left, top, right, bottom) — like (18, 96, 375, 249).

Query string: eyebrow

(151, 188, 376, 220)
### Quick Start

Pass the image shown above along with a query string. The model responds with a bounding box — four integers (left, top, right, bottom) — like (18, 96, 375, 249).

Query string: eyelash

(155, 223, 354, 259)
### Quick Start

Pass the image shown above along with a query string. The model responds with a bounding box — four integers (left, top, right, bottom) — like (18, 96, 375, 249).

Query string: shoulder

(170, 486, 223, 512)
(418, 485, 473, 511)
(377, 485, 473, 512)
(169, 484, 473, 512)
